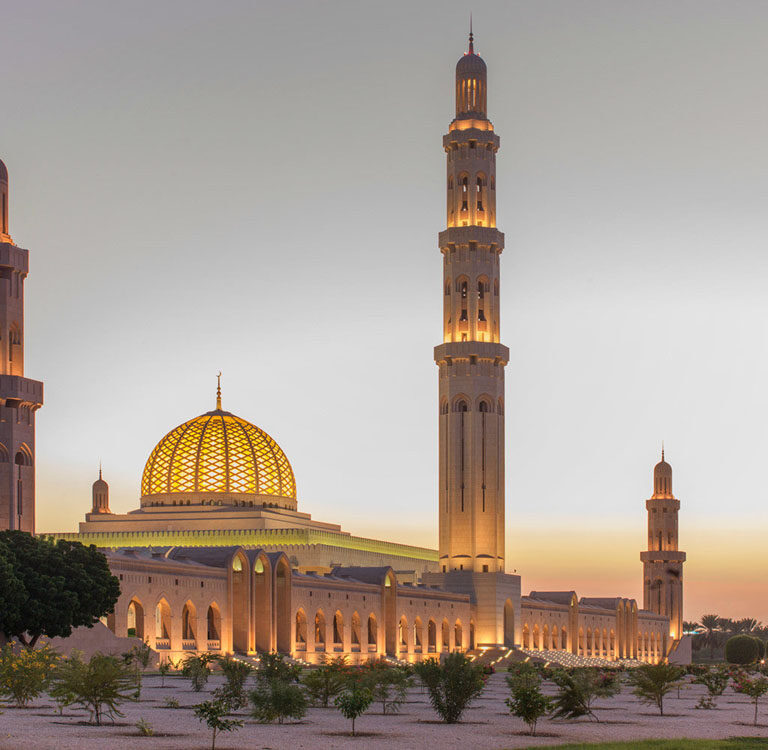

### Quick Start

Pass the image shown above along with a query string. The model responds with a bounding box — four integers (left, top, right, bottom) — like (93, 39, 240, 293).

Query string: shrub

(725, 634, 761, 665)
(164, 696, 180, 709)
(692, 664, 730, 708)
(250, 680, 308, 724)
(255, 651, 301, 685)
(302, 655, 349, 707)
(182, 653, 216, 692)
(506, 663, 551, 736)
(50, 651, 137, 725)
(0, 643, 58, 707)
(360, 660, 413, 714)
(213, 656, 252, 710)
(753, 638, 766, 660)
(136, 718, 154, 736)
(334, 686, 374, 736)
(731, 669, 768, 726)
(193, 699, 243, 750)
(628, 663, 685, 716)
(414, 653, 486, 724)
(157, 658, 178, 687)
(550, 668, 621, 722)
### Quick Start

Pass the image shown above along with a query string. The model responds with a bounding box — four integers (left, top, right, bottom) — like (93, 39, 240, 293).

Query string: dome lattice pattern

(141, 410, 296, 500)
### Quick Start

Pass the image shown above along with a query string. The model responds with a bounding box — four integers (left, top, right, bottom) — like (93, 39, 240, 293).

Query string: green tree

(725, 634, 761, 665)
(628, 662, 685, 716)
(731, 669, 768, 726)
(0, 532, 120, 649)
(213, 655, 252, 711)
(193, 699, 243, 750)
(0, 643, 58, 706)
(697, 614, 722, 659)
(414, 653, 486, 724)
(302, 655, 349, 707)
(50, 651, 137, 725)
(255, 651, 301, 685)
(550, 668, 620, 722)
(182, 653, 216, 691)
(334, 686, 373, 736)
(360, 660, 412, 715)
(505, 662, 551, 736)
(250, 680, 308, 724)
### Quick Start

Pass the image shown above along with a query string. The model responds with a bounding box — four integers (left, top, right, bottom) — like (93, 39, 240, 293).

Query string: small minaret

(0, 159, 44, 533)
(640, 448, 686, 644)
(91, 465, 111, 514)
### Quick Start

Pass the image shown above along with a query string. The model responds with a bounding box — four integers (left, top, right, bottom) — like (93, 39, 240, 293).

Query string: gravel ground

(1, 673, 767, 749)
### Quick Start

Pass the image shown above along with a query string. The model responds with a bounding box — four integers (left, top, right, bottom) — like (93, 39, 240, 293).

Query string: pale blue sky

(3, 0, 767, 618)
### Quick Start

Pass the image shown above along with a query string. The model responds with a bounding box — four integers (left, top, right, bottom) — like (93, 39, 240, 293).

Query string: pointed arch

(295, 609, 307, 648)
(314, 610, 326, 649)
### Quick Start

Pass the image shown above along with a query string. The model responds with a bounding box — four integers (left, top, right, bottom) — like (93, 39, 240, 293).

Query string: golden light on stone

(140, 410, 296, 500)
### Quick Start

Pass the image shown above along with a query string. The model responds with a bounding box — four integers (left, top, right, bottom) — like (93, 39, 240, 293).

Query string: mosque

(0, 30, 687, 665)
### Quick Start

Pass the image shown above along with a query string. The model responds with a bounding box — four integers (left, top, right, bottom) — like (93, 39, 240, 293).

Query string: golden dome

(140, 406, 296, 507)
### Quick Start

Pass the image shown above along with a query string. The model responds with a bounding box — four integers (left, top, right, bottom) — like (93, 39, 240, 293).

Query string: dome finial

(468, 14, 474, 54)
(661, 440, 664, 462)
(216, 372, 222, 410)
(99, 460, 102, 481)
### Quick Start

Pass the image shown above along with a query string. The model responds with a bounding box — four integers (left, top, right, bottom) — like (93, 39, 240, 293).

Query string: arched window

(182, 601, 196, 641)
(428, 620, 437, 652)
(295, 610, 307, 644)
(314, 611, 326, 647)
(155, 599, 171, 640)
(454, 621, 463, 649)
(454, 399, 468, 413)
(460, 280, 468, 299)
(14, 445, 32, 466)
(460, 175, 468, 211)
(207, 604, 221, 642)
(399, 615, 408, 648)
(414, 617, 423, 650)
(439, 400, 449, 416)
(367, 614, 377, 646)
(0, 443, 9, 463)
(333, 611, 343, 645)
(476, 175, 484, 212)
(444, 279, 451, 296)
(479, 400, 490, 413)
(351, 612, 361, 646)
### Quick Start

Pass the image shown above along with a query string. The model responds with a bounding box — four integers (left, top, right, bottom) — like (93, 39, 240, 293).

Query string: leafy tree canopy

(0, 531, 120, 649)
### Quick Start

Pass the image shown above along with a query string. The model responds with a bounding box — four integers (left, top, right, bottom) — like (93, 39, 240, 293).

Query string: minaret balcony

(434, 341, 509, 365)
(640, 550, 686, 564)
(439, 226, 504, 252)
(0, 375, 43, 407)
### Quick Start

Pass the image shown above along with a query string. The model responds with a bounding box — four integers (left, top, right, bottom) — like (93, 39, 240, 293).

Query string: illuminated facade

(33, 30, 686, 665)
(641, 451, 686, 641)
(0, 160, 43, 533)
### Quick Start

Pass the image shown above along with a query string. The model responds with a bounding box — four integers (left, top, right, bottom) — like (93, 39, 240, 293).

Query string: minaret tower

(640, 448, 685, 644)
(0, 159, 44, 533)
(434, 27, 509, 574)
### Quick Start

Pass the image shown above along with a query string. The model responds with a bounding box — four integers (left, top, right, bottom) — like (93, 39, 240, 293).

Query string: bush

(255, 652, 301, 685)
(414, 653, 486, 724)
(136, 718, 154, 736)
(506, 663, 551, 736)
(731, 669, 768, 726)
(725, 635, 761, 665)
(754, 638, 766, 660)
(334, 686, 374, 736)
(550, 668, 621, 722)
(182, 653, 216, 692)
(164, 696, 180, 709)
(0, 643, 58, 707)
(692, 664, 730, 708)
(50, 651, 137, 725)
(193, 699, 243, 750)
(628, 663, 685, 716)
(302, 656, 349, 707)
(250, 680, 308, 724)
(213, 656, 252, 710)
(360, 660, 413, 714)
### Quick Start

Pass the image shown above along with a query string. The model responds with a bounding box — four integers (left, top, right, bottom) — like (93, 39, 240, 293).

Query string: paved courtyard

(2, 672, 768, 749)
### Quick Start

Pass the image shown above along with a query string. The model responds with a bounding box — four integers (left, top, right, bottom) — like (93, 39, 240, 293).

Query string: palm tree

(699, 614, 722, 659)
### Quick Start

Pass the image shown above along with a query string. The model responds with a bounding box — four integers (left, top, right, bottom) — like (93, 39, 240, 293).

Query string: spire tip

(216, 372, 222, 410)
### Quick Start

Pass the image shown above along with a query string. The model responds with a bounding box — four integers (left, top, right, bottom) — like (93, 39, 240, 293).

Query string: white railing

(155, 638, 170, 650)
(182, 639, 196, 650)
(207, 640, 221, 651)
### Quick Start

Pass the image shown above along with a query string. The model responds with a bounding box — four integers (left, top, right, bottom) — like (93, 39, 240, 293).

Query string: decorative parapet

(48, 527, 439, 562)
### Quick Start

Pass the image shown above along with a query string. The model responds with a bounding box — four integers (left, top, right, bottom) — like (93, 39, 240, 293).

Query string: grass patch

(525, 740, 768, 750)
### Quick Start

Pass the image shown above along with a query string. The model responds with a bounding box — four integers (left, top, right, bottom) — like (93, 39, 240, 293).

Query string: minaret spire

(469, 15, 474, 54)
(216, 372, 222, 410)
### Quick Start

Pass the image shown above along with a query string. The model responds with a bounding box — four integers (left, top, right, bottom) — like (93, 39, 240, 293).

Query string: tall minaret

(0, 159, 44, 533)
(434, 29, 508, 574)
(640, 449, 685, 644)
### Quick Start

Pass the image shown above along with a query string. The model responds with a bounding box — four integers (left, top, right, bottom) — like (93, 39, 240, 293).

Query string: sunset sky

(3, 0, 767, 622)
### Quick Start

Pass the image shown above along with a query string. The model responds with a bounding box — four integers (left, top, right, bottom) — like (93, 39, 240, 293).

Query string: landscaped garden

(3, 646, 768, 749)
